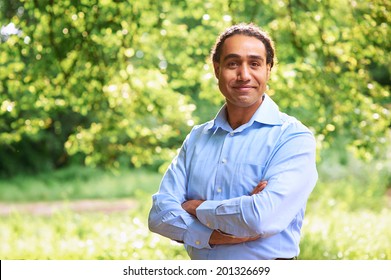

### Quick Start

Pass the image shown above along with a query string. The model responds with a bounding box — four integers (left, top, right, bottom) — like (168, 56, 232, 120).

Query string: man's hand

(181, 199, 204, 216)
(209, 230, 261, 245)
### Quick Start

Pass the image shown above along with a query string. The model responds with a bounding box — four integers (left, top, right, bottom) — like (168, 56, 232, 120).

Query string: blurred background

(0, 0, 390, 259)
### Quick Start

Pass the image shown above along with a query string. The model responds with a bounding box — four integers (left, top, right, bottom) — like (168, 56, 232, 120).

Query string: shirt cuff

(196, 200, 224, 230)
(182, 214, 214, 249)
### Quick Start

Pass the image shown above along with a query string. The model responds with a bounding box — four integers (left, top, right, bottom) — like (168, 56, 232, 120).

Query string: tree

(0, 0, 389, 176)
(0, 0, 195, 175)
(197, 0, 391, 161)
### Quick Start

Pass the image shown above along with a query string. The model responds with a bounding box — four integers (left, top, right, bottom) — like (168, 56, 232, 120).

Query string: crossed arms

(182, 180, 268, 245)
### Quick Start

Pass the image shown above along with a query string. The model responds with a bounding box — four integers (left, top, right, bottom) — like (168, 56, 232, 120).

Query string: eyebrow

(222, 53, 265, 62)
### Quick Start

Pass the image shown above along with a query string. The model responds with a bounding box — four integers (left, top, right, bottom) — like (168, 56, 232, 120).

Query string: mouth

(232, 85, 256, 92)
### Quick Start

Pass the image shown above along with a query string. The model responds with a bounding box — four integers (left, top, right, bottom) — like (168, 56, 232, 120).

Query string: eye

(251, 61, 261, 67)
(227, 61, 238, 68)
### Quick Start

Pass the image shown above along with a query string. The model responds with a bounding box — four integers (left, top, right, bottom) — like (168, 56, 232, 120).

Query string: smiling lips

(232, 85, 256, 92)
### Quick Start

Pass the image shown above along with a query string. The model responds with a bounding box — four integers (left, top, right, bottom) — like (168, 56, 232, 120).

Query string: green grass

(0, 210, 188, 260)
(300, 209, 391, 260)
(0, 166, 190, 260)
(1, 203, 389, 260)
(0, 166, 162, 202)
(0, 156, 390, 260)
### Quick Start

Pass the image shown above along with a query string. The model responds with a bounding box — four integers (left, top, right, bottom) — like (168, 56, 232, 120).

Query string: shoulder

(183, 120, 214, 143)
(278, 112, 315, 141)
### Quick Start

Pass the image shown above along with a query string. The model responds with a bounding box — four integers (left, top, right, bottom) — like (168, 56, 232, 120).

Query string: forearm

(209, 230, 261, 245)
(181, 181, 267, 243)
(180, 202, 261, 244)
(197, 181, 315, 238)
(149, 193, 213, 249)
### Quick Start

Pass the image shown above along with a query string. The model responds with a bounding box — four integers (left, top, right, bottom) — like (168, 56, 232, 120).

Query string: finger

(251, 181, 268, 195)
(255, 180, 267, 189)
(251, 186, 264, 195)
(257, 180, 268, 186)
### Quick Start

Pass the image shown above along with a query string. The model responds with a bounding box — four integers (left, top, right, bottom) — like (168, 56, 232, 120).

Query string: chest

(185, 126, 282, 200)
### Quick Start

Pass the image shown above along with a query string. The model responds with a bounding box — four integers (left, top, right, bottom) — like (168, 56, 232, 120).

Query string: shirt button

(221, 158, 227, 164)
(230, 132, 234, 136)
(217, 188, 222, 193)
(196, 241, 200, 245)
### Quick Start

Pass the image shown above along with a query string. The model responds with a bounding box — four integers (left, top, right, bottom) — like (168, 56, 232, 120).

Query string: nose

(237, 64, 251, 81)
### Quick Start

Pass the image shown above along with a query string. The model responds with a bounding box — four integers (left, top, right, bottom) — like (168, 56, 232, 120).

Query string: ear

(213, 62, 220, 79)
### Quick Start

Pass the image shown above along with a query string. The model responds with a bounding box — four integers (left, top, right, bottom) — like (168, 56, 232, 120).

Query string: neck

(226, 100, 263, 130)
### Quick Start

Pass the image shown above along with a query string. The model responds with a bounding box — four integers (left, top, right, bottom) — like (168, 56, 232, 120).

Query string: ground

(0, 199, 137, 216)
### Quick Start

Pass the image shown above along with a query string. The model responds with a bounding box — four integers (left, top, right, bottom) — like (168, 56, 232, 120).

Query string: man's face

(214, 34, 271, 110)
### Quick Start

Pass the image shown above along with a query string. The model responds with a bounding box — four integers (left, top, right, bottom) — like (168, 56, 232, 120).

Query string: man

(148, 23, 318, 260)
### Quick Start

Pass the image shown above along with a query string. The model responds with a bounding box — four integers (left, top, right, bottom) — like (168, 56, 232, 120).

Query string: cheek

(218, 79, 229, 93)
(218, 74, 229, 87)
(221, 72, 237, 84)
(257, 71, 269, 84)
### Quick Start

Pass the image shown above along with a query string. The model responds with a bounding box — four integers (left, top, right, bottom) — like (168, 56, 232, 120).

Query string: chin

(231, 100, 261, 108)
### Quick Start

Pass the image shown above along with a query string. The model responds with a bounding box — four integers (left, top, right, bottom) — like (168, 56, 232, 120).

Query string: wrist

(182, 200, 204, 216)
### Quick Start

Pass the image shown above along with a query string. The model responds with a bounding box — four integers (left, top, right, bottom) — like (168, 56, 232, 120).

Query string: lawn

(0, 158, 390, 260)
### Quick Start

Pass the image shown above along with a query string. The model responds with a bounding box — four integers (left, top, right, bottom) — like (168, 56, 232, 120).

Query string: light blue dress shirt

(148, 94, 318, 260)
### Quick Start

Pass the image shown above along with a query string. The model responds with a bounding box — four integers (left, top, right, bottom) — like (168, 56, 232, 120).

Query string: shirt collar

(206, 94, 283, 132)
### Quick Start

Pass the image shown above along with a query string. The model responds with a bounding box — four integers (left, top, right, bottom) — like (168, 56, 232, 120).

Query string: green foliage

(0, 0, 195, 175)
(1, 0, 390, 175)
(311, 151, 391, 212)
(264, 0, 391, 161)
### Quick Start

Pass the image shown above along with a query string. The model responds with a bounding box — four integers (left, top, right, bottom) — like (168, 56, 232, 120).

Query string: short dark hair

(211, 23, 276, 69)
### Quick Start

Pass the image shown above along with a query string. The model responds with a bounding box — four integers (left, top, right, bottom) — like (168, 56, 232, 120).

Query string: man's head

(211, 23, 276, 69)
(211, 23, 276, 111)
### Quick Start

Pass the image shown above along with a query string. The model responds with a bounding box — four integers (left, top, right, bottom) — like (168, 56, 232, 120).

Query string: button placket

(219, 132, 232, 165)
(214, 131, 233, 198)
(213, 132, 233, 200)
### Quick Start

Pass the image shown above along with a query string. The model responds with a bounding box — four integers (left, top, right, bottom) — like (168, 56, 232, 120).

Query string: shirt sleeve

(148, 133, 213, 249)
(196, 127, 318, 238)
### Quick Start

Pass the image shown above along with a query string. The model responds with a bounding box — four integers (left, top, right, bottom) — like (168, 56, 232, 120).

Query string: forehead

(221, 34, 267, 60)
